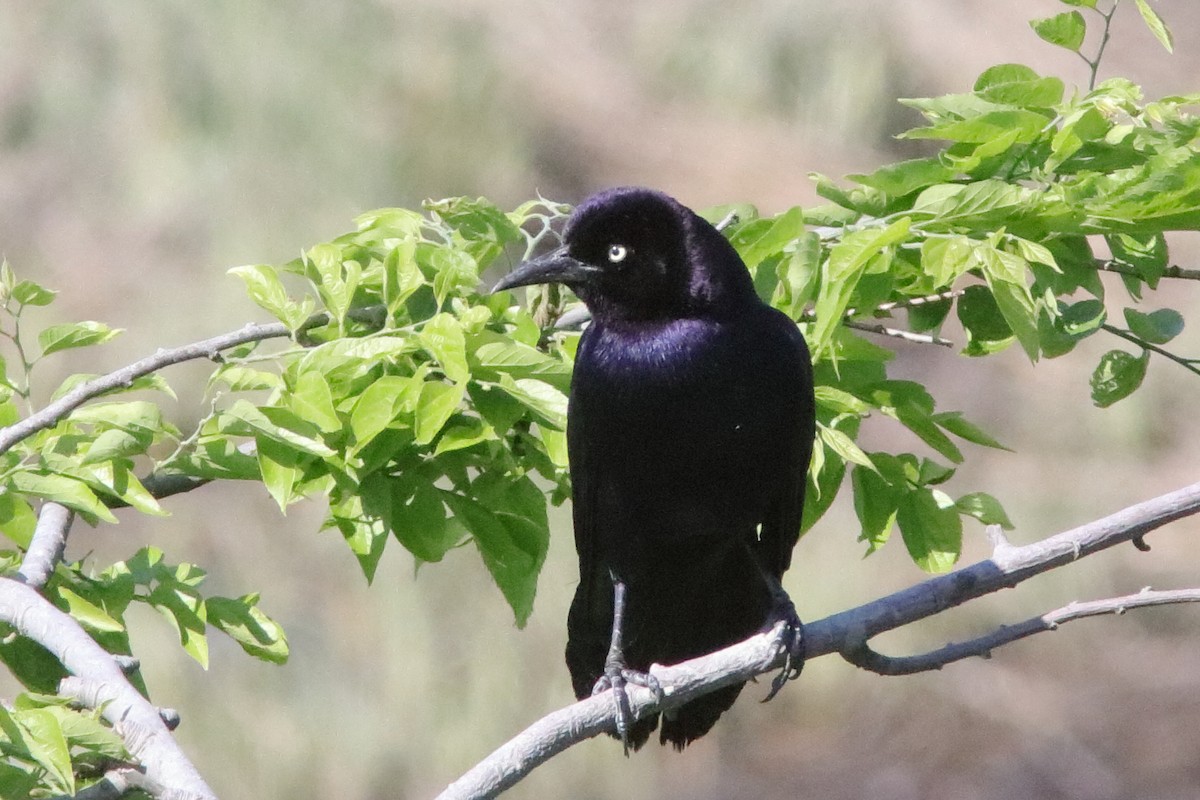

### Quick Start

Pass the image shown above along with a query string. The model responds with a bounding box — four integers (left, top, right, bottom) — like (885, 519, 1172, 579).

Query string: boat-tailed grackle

(494, 187, 815, 751)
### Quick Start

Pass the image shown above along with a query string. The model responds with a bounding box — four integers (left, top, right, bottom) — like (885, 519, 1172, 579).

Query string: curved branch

(842, 319, 954, 347)
(0, 320, 299, 457)
(437, 480, 1200, 800)
(16, 502, 74, 588)
(1095, 259, 1200, 282)
(1101, 323, 1200, 377)
(0, 578, 216, 799)
(842, 586, 1200, 675)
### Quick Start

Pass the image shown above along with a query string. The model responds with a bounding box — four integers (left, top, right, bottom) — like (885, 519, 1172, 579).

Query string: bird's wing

(565, 327, 607, 618)
(753, 313, 815, 579)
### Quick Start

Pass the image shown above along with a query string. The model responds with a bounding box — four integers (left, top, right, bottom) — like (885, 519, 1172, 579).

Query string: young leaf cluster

(212, 197, 575, 625)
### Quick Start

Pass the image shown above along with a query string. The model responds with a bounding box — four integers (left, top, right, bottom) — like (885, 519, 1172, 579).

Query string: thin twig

(868, 289, 964, 314)
(1101, 323, 1200, 377)
(0, 303, 402, 458)
(714, 211, 740, 233)
(841, 587, 1200, 675)
(0, 321, 300, 457)
(1094, 259, 1200, 282)
(437, 480, 1200, 800)
(1082, 2, 1117, 92)
(843, 320, 954, 347)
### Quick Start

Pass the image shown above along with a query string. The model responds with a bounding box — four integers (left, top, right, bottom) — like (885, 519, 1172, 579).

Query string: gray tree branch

(437, 480, 1200, 800)
(0, 321, 297, 457)
(16, 501, 74, 588)
(0, 578, 217, 799)
(841, 586, 1200, 675)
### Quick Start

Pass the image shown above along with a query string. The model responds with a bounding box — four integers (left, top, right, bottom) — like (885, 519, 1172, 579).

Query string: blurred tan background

(2, 1, 1199, 798)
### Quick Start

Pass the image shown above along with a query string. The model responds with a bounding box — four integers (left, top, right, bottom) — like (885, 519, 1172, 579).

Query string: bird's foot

(761, 598, 805, 703)
(592, 662, 664, 754)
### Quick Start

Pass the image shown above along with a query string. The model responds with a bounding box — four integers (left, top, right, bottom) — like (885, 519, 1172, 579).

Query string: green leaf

(388, 479, 461, 562)
(38, 321, 122, 356)
(902, 110, 1051, 144)
(419, 313, 470, 384)
(469, 336, 571, 386)
(897, 488, 962, 573)
(333, 487, 389, 580)
(0, 635, 68, 693)
(1090, 349, 1149, 407)
(973, 64, 1064, 107)
(383, 238, 425, 313)
(1124, 308, 1183, 344)
(1134, 0, 1174, 53)
(911, 180, 1032, 227)
(920, 236, 974, 288)
(255, 434, 306, 511)
(52, 586, 125, 633)
(869, 382, 963, 464)
(229, 264, 300, 325)
(812, 218, 910, 354)
(976, 245, 1039, 360)
(9, 471, 117, 523)
(0, 762, 39, 799)
(495, 375, 568, 430)
(349, 374, 423, 452)
(224, 400, 335, 457)
(814, 385, 869, 415)
(851, 464, 900, 552)
(428, 248, 478, 308)
(434, 417, 496, 455)
(11, 280, 56, 307)
(955, 284, 1012, 352)
(207, 594, 289, 664)
(848, 158, 956, 197)
(45, 706, 126, 759)
(817, 423, 875, 471)
(81, 428, 146, 465)
(209, 365, 283, 393)
(731, 206, 805, 270)
(1031, 11, 1086, 52)
(414, 381, 465, 445)
(15, 708, 73, 794)
(930, 411, 1011, 451)
(772, 231, 821, 320)
(148, 580, 209, 668)
(1108, 233, 1167, 288)
(0, 493, 37, 548)
(288, 371, 341, 433)
(1060, 299, 1107, 337)
(442, 491, 548, 627)
(955, 492, 1015, 529)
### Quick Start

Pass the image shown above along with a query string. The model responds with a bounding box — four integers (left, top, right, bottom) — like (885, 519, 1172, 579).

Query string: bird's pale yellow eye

(607, 244, 628, 263)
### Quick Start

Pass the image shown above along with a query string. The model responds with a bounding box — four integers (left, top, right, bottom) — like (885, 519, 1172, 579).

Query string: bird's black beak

(491, 246, 598, 293)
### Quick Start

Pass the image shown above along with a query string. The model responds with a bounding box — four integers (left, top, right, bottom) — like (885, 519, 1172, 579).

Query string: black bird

(493, 187, 814, 751)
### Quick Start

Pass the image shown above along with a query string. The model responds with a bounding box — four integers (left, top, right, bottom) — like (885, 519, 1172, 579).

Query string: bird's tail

(658, 683, 744, 750)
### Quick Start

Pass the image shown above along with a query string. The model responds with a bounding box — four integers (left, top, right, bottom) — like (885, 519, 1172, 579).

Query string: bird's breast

(581, 318, 721, 392)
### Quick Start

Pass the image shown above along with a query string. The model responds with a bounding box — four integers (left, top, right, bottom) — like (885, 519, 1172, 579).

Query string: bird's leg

(747, 550, 805, 702)
(591, 575, 663, 754)
(761, 575, 805, 702)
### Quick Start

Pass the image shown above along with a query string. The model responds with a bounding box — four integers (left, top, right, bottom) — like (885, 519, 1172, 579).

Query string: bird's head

(493, 187, 753, 322)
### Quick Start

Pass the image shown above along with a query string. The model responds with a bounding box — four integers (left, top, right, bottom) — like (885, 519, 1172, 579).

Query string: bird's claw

(593, 665, 663, 754)
(762, 604, 805, 703)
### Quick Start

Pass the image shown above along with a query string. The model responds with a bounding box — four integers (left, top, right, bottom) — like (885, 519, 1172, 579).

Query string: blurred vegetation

(0, 1, 1198, 798)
